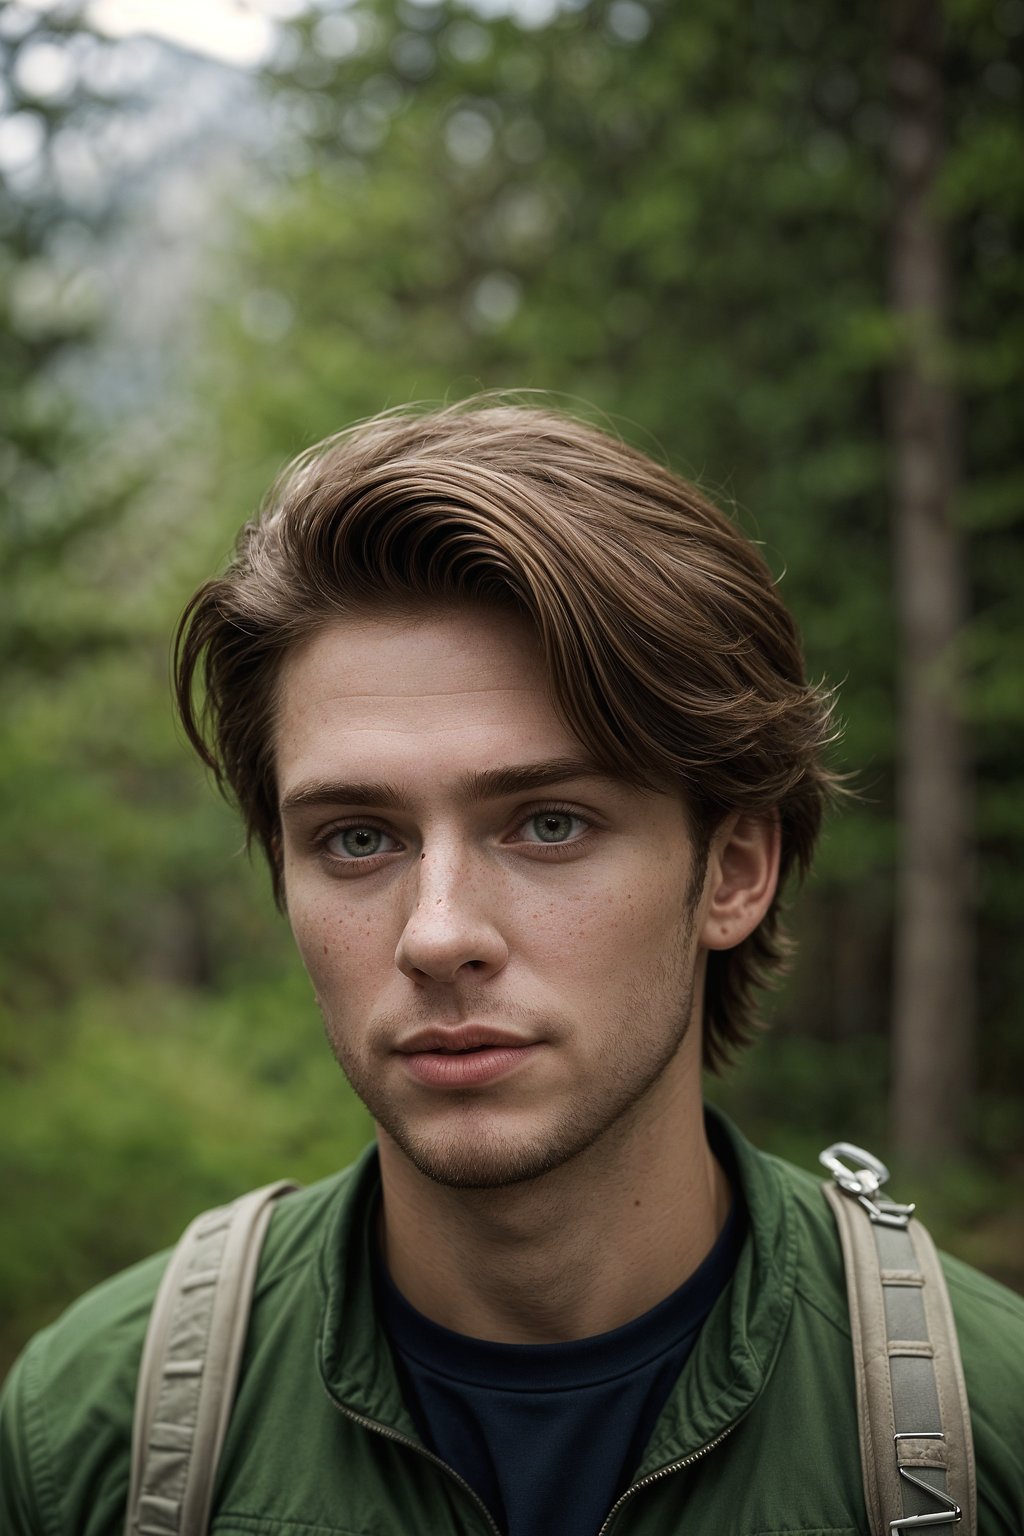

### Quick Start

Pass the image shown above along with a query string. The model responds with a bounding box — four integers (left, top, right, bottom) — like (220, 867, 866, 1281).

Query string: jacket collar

(316, 1140, 420, 1434)
(634, 1106, 799, 1470)
(316, 1106, 799, 1460)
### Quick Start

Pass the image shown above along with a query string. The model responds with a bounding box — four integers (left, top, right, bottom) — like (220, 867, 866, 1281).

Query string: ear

(698, 813, 781, 952)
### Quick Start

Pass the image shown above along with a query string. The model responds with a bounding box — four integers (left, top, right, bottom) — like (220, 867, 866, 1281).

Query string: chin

(382, 1108, 605, 1191)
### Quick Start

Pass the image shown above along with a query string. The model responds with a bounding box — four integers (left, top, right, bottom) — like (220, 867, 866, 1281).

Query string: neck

(377, 1075, 729, 1344)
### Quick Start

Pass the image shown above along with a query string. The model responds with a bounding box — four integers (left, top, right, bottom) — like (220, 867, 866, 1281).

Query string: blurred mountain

(50, 33, 273, 420)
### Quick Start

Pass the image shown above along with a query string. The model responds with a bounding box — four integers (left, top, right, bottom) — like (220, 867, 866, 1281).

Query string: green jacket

(2, 1113, 1022, 1536)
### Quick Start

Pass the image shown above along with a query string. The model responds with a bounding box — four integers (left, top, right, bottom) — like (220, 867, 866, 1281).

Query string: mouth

(425, 1044, 492, 1054)
(396, 1028, 543, 1088)
(397, 1025, 536, 1055)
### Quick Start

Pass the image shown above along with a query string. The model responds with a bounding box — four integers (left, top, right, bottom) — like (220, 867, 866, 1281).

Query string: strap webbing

(125, 1180, 299, 1536)
(824, 1182, 977, 1534)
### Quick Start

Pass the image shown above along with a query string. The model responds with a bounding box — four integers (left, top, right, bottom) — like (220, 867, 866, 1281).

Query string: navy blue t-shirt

(375, 1185, 745, 1536)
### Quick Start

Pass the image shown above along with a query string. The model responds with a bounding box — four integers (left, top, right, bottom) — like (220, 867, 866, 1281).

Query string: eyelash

(312, 803, 594, 873)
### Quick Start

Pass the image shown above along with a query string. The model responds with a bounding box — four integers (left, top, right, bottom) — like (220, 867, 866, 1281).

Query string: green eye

(338, 827, 384, 858)
(531, 812, 576, 843)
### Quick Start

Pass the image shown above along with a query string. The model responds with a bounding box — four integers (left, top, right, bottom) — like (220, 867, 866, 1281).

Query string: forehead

(273, 606, 578, 797)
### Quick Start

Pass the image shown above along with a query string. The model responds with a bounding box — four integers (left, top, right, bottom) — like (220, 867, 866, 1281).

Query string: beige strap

(823, 1164, 976, 1534)
(125, 1180, 299, 1536)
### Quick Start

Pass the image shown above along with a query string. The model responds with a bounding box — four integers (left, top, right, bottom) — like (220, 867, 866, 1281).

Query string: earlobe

(699, 813, 781, 952)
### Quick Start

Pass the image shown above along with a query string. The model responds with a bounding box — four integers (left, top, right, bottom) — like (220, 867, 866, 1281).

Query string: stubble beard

(320, 925, 699, 1192)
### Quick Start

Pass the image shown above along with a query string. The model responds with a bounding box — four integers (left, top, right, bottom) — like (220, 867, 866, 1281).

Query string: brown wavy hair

(175, 397, 841, 1071)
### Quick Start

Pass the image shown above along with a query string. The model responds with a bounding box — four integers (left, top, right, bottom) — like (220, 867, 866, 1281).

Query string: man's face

(276, 605, 711, 1190)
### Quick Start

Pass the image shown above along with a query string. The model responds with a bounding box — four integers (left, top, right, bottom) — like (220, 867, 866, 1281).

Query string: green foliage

(707, 1034, 1023, 1292)
(0, 4, 140, 673)
(0, 972, 372, 1369)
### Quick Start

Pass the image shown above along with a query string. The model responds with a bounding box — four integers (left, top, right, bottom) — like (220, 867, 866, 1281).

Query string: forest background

(2, 0, 1022, 1373)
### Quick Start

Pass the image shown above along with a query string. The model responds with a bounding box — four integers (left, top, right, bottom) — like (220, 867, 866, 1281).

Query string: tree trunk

(886, 0, 975, 1161)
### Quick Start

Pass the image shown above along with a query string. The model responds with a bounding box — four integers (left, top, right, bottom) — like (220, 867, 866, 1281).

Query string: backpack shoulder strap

(125, 1179, 300, 1536)
(820, 1143, 976, 1535)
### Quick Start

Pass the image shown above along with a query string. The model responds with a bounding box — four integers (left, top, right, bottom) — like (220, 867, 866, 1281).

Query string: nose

(395, 851, 509, 986)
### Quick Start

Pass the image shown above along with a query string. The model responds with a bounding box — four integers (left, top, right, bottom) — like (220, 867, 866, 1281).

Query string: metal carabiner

(819, 1142, 916, 1228)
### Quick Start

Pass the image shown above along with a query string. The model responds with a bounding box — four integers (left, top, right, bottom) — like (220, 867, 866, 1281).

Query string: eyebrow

(279, 756, 612, 816)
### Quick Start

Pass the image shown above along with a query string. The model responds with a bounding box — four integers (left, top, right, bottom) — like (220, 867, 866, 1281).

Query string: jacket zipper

(596, 1422, 738, 1536)
(323, 1384, 504, 1536)
(326, 1380, 737, 1536)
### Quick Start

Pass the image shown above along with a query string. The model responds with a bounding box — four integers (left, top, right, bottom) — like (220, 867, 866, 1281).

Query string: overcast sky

(84, 0, 292, 67)
(74, 0, 564, 66)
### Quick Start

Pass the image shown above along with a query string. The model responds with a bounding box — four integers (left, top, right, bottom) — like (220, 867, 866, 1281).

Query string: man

(2, 399, 1021, 1535)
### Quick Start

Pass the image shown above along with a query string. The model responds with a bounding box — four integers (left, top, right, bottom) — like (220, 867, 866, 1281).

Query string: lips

(397, 1025, 535, 1055)
(397, 1025, 542, 1087)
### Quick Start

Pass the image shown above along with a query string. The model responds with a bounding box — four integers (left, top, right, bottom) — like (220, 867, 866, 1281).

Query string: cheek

(528, 862, 685, 976)
(288, 885, 388, 999)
